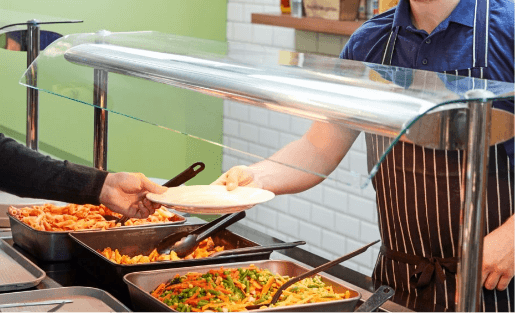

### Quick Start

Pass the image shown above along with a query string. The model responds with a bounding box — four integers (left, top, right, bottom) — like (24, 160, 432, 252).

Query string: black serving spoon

(245, 239, 381, 310)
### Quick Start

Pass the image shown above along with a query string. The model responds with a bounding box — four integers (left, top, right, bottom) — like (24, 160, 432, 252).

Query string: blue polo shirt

(340, 0, 514, 165)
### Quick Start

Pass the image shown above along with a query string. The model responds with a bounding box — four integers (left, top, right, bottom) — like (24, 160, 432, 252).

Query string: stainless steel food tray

(123, 259, 361, 312)
(0, 286, 130, 312)
(69, 224, 271, 290)
(0, 238, 45, 292)
(8, 208, 186, 261)
(0, 192, 66, 228)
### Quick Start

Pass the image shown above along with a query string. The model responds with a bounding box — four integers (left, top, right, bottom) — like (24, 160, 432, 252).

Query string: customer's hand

(482, 215, 514, 291)
(99, 172, 167, 218)
(211, 165, 262, 191)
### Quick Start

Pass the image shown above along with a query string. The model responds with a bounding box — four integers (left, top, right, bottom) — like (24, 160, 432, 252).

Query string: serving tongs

(106, 162, 205, 225)
(245, 239, 381, 311)
(156, 211, 246, 257)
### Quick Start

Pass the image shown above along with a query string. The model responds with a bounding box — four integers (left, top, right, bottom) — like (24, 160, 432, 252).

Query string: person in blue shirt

(215, 0, 514, 311)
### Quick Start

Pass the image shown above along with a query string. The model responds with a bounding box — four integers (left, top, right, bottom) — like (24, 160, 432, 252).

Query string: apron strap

(473, 0, 489, 70)
(380, 245, 458, 292)
(381, 26, 400, 66)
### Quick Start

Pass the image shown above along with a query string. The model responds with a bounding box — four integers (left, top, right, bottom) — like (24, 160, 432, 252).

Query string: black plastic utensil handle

(189, 213, 232, 236)
(355, 285, 395, 312)
(267, 239, 380, 306)
(162, 162, 205, 187)
(196, 211, 246, 242)
(118, 162, 205, 225)
(210, 241, 306, 257)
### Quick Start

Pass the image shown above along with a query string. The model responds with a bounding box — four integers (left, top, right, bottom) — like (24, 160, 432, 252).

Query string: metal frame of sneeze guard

(0, 12, 82, 151)
(20, 31, 514, 312)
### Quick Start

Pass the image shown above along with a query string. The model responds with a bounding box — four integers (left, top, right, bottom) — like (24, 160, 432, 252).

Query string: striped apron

(369, 1, 514, 311)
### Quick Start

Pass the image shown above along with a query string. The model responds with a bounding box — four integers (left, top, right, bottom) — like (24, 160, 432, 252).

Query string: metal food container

(0, 193, 66, 228)
(7, 209, 186, 261)
(68, 224, 271, 290)
(0, 238, 46, 292)
(0, 286, 130, 312)
(123, 260, 361, 312)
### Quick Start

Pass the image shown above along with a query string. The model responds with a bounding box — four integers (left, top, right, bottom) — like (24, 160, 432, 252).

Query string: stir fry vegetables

(150, 264, 351, 312)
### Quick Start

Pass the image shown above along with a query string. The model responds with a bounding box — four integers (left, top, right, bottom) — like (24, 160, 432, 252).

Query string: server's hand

(211, 165, 262, 191)
(482, 215, 514, 291)
(99, 172, 167, 218)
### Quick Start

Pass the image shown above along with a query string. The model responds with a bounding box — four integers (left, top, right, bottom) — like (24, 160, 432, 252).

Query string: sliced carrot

(261, 277, 275, 295)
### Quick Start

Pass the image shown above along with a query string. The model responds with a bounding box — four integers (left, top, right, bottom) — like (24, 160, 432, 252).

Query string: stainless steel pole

(26, 20, 40, 150)
(456, 89, 495, 312)
(93, 68, 108, 170)
(92, 30, 110, 170)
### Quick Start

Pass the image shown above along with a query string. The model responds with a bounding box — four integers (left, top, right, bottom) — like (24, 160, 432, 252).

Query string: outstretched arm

(213, 121, 360, 195)
(0, 133, 166, 218)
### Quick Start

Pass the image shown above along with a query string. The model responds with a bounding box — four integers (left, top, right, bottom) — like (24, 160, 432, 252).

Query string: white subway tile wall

(225, 0, 379, 276)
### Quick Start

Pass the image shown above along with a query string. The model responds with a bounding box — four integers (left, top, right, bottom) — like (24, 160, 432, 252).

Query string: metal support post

(92, 30, 111, 171)
(26, 20, 40, 150)
(456, 89, 495, 312)
(93, 68, 109, 170)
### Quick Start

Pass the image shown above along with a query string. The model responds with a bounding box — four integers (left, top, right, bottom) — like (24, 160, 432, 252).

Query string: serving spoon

(104, 162, 205, 225)
(245, 239, 380, 310)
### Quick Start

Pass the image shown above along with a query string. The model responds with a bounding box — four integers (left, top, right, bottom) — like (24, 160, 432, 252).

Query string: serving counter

(14, 30, 515, 311)
(0, 218, 416, 312)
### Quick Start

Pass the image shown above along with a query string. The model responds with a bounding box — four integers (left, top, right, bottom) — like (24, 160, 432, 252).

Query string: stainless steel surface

(248, 239, 379, 309)
(164, 211, 246, 257)
(26, 20, 39, 151)
(404, 106, 513, 149)
(156, 213, 231, 254)
(355, 286, 395, 312)
(62, 43, 513, 150)
(69, 223, 271, 289)
(8, 210, 186, 261)
(0, 287, 130, 312)
(209, 240, 305, 257)
(267, 250, 412, 312)
(456, 89, 494, 312)
(0, 300, 73, 309)
(0, 238, 45, 292)
(123, 259, 361, 312)
(0, 193, 66, 228)
(93, 68, 108, 170)
(92, 30, 110, 170)
(62, 43, 440, 140)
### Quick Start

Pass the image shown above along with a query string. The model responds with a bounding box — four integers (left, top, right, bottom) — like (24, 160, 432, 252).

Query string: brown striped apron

(369, 1, 514, 311)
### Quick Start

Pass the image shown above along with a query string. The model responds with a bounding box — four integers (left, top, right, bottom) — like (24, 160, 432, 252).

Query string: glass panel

(19, 31, 514, 190)
(0, 8, 81, 33)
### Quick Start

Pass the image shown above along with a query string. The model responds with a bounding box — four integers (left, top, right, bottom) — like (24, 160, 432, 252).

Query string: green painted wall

(0, 0, 226, 185)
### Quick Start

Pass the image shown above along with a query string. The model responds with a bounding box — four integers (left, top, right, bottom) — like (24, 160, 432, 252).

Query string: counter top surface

(0, 219, 427, 312)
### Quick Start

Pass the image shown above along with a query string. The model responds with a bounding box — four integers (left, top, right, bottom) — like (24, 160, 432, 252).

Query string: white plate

(146, 185, 275, 214)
